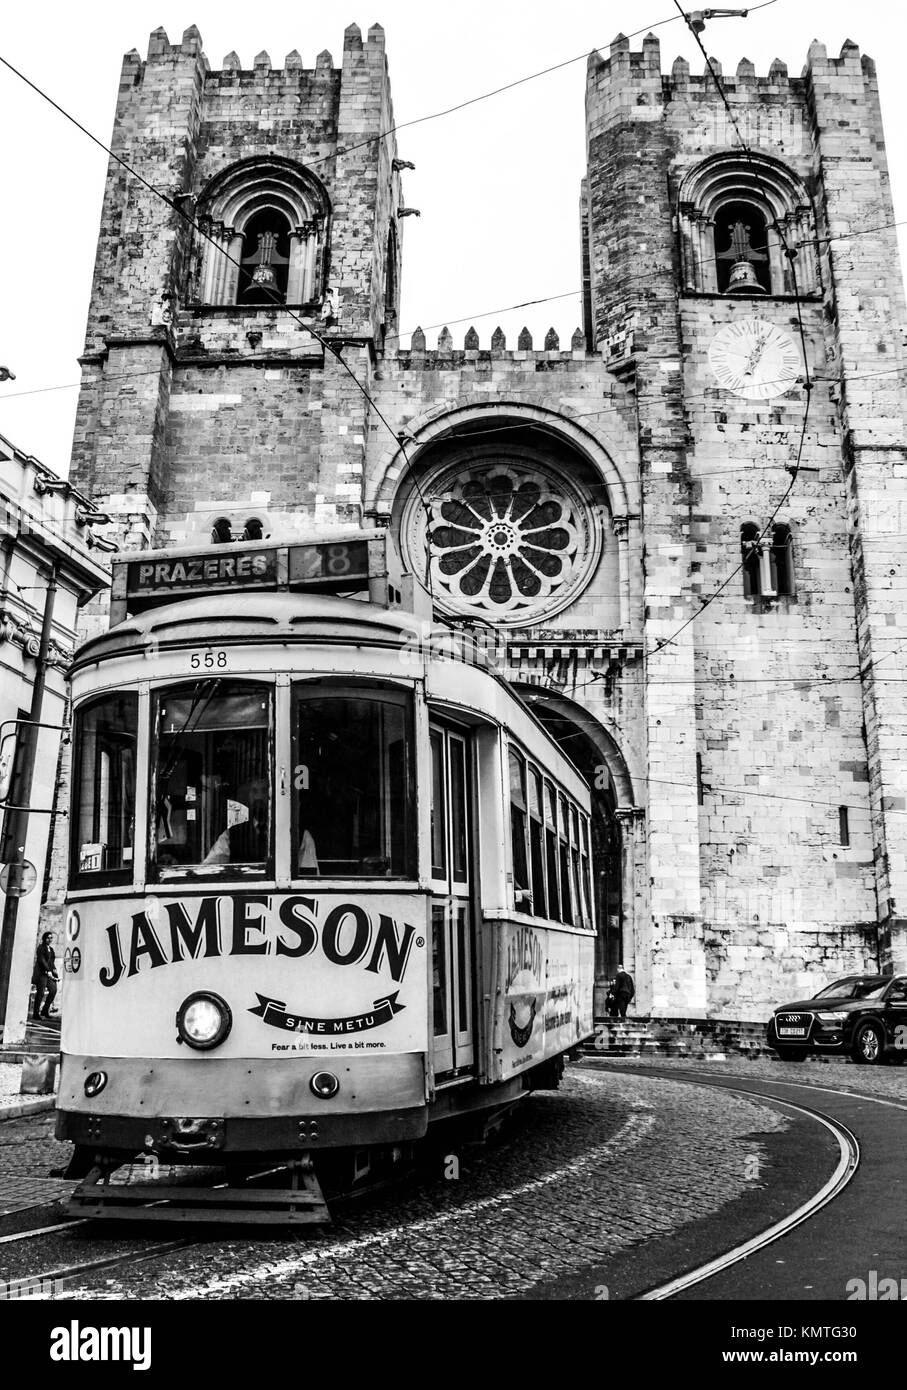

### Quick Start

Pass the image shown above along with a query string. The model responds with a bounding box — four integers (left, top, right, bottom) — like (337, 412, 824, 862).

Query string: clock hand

(742, 333, 769, 377)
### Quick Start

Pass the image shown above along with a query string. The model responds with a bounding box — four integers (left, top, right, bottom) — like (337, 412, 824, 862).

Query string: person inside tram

(201, 775, 320, 871)
(202, 776, 271, 866)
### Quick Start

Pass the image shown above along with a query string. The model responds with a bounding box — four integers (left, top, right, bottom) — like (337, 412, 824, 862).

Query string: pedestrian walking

(613, 963, 635, 1019)
(32, 931, 59, 1019)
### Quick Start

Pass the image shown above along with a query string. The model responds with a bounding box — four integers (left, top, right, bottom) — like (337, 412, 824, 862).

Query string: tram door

(429, 725, 475, 1077)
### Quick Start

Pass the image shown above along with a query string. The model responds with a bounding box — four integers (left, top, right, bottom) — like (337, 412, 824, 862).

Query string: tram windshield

(293, 684, 415, 877)
(151, 680, 272, 879)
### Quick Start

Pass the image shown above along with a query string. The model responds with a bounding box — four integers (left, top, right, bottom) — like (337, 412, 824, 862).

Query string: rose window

(399, 458, 600, 623)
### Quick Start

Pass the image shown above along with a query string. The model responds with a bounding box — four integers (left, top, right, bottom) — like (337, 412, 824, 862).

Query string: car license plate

(778, 1026, 806, 1036)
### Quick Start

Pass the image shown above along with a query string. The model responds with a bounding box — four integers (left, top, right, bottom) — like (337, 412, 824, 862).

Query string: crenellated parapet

(394, 324, 590, 366)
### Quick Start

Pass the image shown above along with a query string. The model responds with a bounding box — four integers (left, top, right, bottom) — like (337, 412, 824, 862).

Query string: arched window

(770, 523, 795, 596)
(741, 521, 795, 598)
(211, 517, 233, 545)
(192, 157, 331, 309)
(678, 153, 818, 297)
(241, 518, 265, 542)
(741, 522, 762, 597)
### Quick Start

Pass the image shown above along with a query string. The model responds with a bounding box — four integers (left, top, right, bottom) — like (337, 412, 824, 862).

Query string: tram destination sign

(127, 549, 278, 598)
(288, 539, 369, 589)
(112, 530, 416, 622)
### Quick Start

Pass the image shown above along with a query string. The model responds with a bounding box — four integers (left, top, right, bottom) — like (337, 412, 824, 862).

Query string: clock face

(708, 319, 802, 400)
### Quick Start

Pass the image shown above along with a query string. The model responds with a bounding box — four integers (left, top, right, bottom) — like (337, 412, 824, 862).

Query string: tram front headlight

(84, 1071, 107, 1098)
(176, 992, 232, 1051)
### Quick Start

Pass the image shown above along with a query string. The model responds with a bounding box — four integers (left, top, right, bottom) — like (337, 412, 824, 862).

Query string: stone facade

(53, 24, 907, 1020)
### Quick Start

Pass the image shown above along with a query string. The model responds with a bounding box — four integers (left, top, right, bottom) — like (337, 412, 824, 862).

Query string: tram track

(580, 1061, 902, 1301)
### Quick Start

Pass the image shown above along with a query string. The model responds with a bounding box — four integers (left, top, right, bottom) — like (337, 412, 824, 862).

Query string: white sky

(1, 0, 905, 473)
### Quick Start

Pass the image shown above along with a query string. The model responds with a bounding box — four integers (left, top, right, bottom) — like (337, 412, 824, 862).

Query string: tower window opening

(242, 518, 264, 542)
(838, 805, 850, 847)
(741, 521, 795, 598)
(211, 518, 233, 545)
(770, 523, 795, 596)
(741, 522, 762, 598)
(715, 201, 771, 295)
(240, 209, 291, 304)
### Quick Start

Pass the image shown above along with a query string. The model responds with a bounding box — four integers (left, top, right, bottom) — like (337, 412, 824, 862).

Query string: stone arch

(514, 685, 638, 807)
(366, 398, 637, 522)
(677, 151, 819, 295)
(191, 156, 332, 306)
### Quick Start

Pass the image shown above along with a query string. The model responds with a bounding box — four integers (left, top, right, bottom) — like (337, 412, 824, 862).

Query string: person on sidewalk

(614, 963, 635, 1019)
(32, 932, 59, 1019)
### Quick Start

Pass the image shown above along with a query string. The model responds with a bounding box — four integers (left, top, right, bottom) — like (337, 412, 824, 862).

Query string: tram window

(151, 680, 272, 879)
(580, 816, 593, 926)
(528, 767, 546, 919)
(544, 779, 560, 922)
(71, 693, 138, 884)
(570, 805, 583, 927)
(449, 738, 468, 884)
(432, 903, 448, 1036)
(293, 686, 415, 877)
(559, 793, 574, 925)
(430, 731, 447, 878)
(508, 748, 531, 913)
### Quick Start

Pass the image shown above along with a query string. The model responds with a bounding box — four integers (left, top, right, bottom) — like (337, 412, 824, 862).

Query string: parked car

(766, 974, 907, 1064)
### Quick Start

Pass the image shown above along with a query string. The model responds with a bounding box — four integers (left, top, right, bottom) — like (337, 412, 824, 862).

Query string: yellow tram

(58, 530, 596, 1219)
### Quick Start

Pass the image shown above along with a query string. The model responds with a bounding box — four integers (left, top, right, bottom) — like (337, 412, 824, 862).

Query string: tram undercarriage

(61, 1059, 568, 1226)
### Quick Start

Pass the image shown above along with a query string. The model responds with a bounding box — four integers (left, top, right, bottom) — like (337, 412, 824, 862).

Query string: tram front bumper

(56, 1053, 429, 1154)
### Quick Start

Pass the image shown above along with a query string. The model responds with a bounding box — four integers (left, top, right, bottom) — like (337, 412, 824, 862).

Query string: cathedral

(49, 22, 907, 1021)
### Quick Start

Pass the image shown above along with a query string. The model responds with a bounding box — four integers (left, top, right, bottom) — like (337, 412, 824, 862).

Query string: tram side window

(544, 781, 561, 922)
(72, 694, 138, 883)
(558, 793, 574, 925)
(293, 686, 415, 877)
(151, 680, 272, 879)
(508, 749, 531, 913)
(528, 767, 546, 916)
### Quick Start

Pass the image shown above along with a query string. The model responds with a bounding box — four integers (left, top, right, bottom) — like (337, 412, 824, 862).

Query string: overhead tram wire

(0, 48, 441, 606)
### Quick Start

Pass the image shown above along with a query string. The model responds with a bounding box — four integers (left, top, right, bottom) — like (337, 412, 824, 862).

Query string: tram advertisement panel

(492, 922, 594, 1082)
(62, 893, 428, 1060)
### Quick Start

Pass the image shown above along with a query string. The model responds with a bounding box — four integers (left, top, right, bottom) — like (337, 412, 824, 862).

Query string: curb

(0, 1096, 56, 1122)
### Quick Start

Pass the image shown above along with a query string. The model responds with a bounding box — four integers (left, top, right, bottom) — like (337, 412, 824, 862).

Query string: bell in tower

(716, 215, 769, 296)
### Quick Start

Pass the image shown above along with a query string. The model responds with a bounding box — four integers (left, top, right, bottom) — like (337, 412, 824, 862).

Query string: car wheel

(776, 1047, 807, 1062)
(852, 1022, 884, 1065)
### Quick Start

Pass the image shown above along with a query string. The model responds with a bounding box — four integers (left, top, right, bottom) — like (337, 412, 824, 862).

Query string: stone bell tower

(69, 22, 404, 563)
(583, 32, 907, 1012)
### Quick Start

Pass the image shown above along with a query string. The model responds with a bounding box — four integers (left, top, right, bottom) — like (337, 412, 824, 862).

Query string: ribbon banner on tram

(63, 893, 428, 1059)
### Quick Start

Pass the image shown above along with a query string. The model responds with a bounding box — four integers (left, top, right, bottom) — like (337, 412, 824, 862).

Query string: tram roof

(72, 591, 436, 668)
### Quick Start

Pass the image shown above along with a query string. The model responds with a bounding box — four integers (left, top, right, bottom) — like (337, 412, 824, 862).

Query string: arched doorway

(513, 686, 637, 1017)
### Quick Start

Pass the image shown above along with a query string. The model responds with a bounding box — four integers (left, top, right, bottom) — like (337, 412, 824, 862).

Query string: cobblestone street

(22, 1066, 794, 1301)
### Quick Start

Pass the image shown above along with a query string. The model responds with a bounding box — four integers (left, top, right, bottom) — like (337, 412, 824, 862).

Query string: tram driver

(202, 775, 270, 866)
(201, 775, 320, 872)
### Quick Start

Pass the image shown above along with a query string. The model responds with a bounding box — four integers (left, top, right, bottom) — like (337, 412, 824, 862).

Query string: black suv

(767, 974, 907, 1064)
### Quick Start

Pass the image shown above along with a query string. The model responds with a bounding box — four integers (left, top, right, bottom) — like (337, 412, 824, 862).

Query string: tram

(57, 529, 596, 1221)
